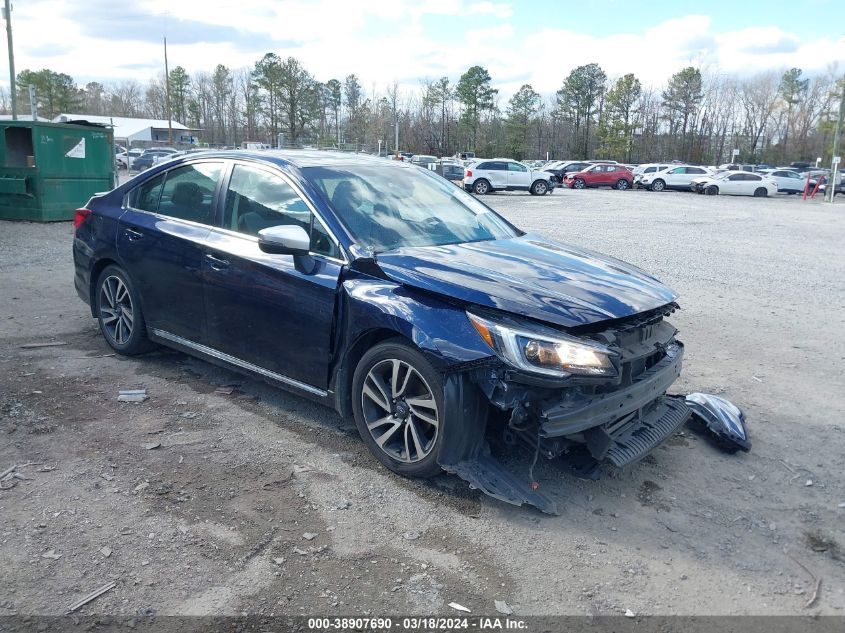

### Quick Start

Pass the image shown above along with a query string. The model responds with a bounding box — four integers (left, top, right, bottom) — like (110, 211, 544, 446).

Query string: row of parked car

(115, 146, 208, 173)
(458, 156, 844, 198)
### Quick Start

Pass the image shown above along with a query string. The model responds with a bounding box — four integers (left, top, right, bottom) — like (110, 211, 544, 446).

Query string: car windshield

(303, 163, 519, 253)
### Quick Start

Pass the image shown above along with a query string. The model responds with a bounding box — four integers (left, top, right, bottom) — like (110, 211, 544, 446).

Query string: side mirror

(257, 224, 310, 256)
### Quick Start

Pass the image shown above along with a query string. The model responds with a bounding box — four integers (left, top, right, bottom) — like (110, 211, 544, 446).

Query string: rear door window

(128, 173, 166, 212)
(158, 162, 223, 225)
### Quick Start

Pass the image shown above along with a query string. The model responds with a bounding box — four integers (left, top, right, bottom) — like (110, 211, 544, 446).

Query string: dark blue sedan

(73, 150, 689, 512)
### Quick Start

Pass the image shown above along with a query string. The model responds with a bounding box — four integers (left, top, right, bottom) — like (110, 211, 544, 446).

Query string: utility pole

(164, 36, 173, 146)
(28, 84, 35, 119)
(394, 108, 399, 158)
(826, 74, 845, 203)
(3, 0, 16, 120)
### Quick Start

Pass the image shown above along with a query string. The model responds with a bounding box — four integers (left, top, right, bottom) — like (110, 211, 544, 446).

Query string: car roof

(141, 149, 425, 174)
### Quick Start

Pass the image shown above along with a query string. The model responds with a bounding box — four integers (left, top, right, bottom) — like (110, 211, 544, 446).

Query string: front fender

(338, 276, 493, 369)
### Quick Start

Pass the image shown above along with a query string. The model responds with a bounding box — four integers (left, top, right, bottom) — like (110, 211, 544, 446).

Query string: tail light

(465, 169, 472, 177)
(73, 208, 92, 230)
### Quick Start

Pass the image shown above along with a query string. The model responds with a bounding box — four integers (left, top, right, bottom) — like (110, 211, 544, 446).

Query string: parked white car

(463, 158, 556, 195)
(632, 163, 672, 187)
(115, 148, 143, 170)
(757, 169, 806, 194)
(691, 171, 778, 197)
(640, 165, 713, 191)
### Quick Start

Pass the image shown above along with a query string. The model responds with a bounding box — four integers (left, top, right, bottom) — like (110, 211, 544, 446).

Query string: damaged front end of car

(437, 303, 691, 515)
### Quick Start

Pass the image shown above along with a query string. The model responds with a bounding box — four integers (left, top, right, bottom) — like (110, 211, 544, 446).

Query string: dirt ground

(1, 188, 844, 619)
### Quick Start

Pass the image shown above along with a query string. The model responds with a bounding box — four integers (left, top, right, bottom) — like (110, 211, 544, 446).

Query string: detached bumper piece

(584, 397, 691, 467)
(683, 392, 751, 453)
(443, 447, 558, 515)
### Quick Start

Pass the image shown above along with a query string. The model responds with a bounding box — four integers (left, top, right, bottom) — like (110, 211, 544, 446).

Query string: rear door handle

(205, 253, 230, 270)
(124, 228, 144, 241)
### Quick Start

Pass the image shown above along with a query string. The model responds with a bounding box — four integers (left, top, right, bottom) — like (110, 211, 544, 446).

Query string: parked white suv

(463, 158, 556, 196)
(640, 164, 713, 191)
(632, 163, 671, 187)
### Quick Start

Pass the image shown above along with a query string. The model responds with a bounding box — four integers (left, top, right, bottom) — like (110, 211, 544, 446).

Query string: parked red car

(563, 164, 633, 190)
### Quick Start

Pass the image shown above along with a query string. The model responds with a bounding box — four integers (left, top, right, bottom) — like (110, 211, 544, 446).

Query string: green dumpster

(0, 120, 115, 222)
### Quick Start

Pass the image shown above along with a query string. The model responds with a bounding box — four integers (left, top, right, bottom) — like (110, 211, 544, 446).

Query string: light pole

(826, 74, 845, 203)
(3, 0, 16, 120)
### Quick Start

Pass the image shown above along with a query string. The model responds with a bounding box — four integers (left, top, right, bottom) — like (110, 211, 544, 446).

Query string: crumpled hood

(373, 234, 678, 328)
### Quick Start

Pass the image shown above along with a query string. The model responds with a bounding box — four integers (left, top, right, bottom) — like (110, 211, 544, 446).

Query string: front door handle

(124, 228, 144, 241)
(206, 253, 230, 270)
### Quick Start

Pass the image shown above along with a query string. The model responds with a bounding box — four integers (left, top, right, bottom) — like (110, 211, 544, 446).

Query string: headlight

(467, 311, 617, 378)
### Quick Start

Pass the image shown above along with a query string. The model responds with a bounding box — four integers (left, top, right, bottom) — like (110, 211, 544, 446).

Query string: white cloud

(4, 1, 844, 106)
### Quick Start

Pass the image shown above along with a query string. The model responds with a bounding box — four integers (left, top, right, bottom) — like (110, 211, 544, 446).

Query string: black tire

(473, 179, 490, 195)
(651, 179, 665, 192)
(706, 185, 719, 196)
(95, 265, 156, 355)
(753, 187, 768, 198)
(530, 180, 549, 196)
(573, 178, 586, 189)
(615, 179, 630, 190)
(352, 340, 445, 478)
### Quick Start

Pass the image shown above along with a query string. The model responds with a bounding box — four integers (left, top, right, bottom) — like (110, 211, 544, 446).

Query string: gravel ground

(1, 187, 844, 619)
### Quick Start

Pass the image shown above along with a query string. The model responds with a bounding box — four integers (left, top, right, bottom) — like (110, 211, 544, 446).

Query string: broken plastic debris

(625, 609, 636, 618)
(684, 393, 751, 453)
(805, 480, 813, 487)
(20, 341, 68, 349)
(302, 532, 318, 541)
(41, 549, 62, 560)
(118, 389, 148, 403)
(402, 531, 421, 541)
(494, 600, 513, 615)
(100, 547, 112, 558)
(141, 442, 161, 450)
(66, 581, 116, 613)
(448, 602, 471, 613)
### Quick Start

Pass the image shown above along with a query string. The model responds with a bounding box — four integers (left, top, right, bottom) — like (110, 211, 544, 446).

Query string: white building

(52, 114, 201, 145)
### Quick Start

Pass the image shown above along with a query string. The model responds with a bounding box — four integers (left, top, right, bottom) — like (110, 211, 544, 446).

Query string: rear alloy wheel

(352, 341, 444, 478)
(651, 179, 665, 192)
(473, 179, 490, 195)
(95, 265, 155, 355)
(706, 185, 719, 196)
(753, 187, 768, 198)
(573, 178, 586, 189)
(530, 180, 549, 196)
(615, 179, 630, 190)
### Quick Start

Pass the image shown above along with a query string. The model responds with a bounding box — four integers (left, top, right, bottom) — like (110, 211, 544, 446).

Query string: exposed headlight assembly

(467, 311, 617, 378)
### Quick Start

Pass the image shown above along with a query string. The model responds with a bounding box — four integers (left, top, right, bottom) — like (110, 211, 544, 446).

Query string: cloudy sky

(6, 0, 845, 98)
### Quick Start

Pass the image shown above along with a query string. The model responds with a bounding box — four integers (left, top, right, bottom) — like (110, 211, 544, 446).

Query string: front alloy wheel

(352, 341, 444, 477)
(531, 180, 548, 195)
(573, 178, 586, 189)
